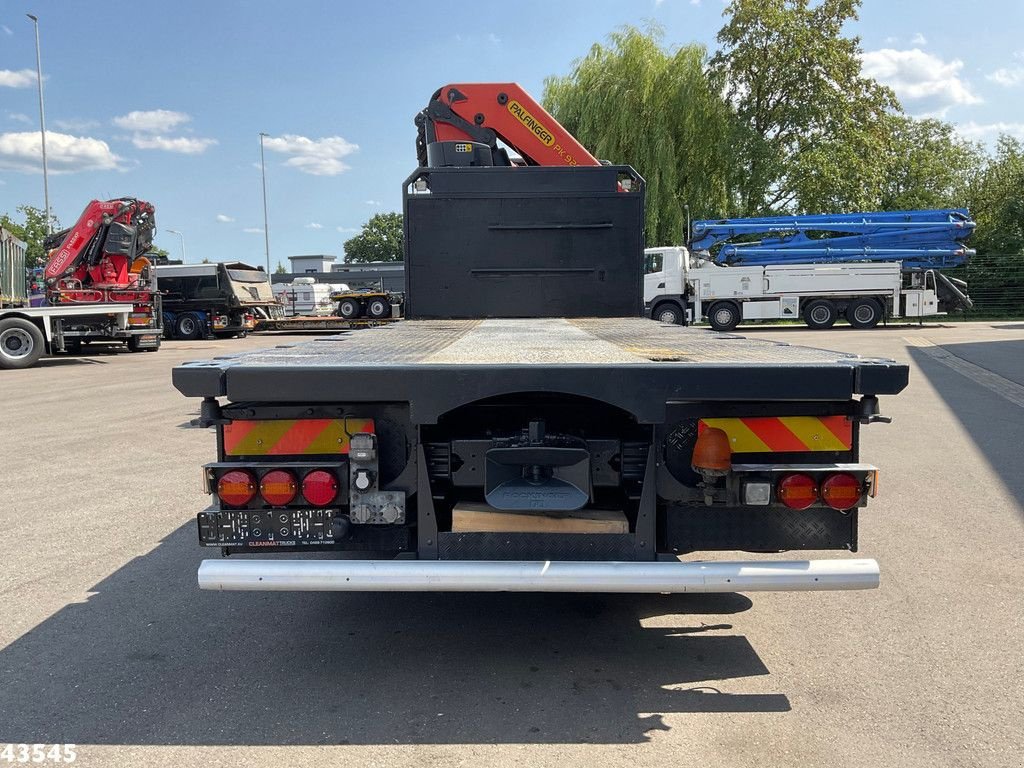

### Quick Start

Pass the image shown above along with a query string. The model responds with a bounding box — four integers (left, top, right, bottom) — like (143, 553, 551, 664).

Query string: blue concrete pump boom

(689, 209, 975, 270)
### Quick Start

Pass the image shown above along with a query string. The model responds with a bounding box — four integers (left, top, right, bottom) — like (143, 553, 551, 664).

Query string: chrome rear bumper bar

(198, 558, 879, 593)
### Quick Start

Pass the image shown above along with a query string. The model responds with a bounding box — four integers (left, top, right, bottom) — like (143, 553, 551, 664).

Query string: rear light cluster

(128, 306, 153, 326)
(215, 467, 340, 508)
(777, 472, 862, 511)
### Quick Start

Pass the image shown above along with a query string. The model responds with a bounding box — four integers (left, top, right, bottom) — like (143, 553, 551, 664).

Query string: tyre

(367, 298, 390, 319)
(338, 298, 362, 319)
(707, 302, 740, 332)
(846, 298, 882, 330)
(803, 299, 837, 330)
(174, 313, 202, 340)
(0, 317, 45, 369)
(653, 303, 683, 325)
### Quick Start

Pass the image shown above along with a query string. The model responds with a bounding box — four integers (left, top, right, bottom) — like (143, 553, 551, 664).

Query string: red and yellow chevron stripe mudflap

(223, 418, 375, 456)
(697, 416, 852, 453)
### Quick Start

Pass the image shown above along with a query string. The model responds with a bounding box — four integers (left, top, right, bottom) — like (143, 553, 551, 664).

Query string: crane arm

(415, 83, 600, 168)
(690, 209, 975, 270)
(44, 198, 155, 284)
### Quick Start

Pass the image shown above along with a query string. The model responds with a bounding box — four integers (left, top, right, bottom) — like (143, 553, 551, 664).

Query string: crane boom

(690, 209, 975, 270)
(415, 83, 600, 168)
(43, 197, 156, 304)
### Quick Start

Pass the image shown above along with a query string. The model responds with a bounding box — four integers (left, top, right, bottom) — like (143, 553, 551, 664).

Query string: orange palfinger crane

(415, 83, 601, 168)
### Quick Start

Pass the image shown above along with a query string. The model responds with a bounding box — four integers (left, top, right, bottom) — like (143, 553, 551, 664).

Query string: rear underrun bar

(198, 558, 880, 593)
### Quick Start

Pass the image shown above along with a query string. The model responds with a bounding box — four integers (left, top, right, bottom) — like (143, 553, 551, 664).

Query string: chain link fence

(943, 252, 1024, 319)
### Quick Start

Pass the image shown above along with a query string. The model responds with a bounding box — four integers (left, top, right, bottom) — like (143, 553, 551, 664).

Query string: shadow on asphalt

(731, 323, 951, 334)
(908, 342, 1024, 513)
(0, 524, 788, 746)
(35, 356, 110, 367)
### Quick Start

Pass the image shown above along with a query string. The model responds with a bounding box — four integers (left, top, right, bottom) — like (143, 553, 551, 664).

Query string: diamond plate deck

(172, 318, 909, 420)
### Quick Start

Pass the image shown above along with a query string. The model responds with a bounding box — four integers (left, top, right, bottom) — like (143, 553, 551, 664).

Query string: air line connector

(854, 396, 892, 425)
(196, 397, 229, 428)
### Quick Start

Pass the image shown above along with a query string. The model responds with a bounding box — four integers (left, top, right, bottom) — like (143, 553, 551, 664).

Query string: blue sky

(2, 0, 1022, 265)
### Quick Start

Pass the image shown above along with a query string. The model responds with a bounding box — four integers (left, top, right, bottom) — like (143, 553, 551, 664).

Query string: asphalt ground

(1, 321, 1021, 768)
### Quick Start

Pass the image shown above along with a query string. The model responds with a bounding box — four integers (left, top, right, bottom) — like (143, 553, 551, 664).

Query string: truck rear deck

(174, 318, 906, 593)
(175, 317, 905, 408)
(173, 83, 909, 596)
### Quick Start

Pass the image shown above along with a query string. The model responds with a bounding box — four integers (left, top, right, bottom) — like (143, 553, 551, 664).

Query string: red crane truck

(0, 198, 162, 369)
(175, 84, 907, 596)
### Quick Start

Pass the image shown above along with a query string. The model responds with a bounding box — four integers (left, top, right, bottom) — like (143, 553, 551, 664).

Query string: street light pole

(166, 229, 186, 263)
(26, 13, 51, 234)
(259, 132, 271, 273)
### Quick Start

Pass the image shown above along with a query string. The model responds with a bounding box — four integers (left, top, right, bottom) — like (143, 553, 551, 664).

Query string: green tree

(343, 212, 404, 263)
(544, 26, 736, 244)
(963, 136, 1024, 258)
(0, 205, 60, 268)
(275, 262, 287, 274)
(878, 117, 983, 211)
(711, 0, 897, 214)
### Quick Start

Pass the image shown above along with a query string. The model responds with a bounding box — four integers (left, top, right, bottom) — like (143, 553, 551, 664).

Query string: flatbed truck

(0, 302, 161, 369)
(174, 83, 908, 596)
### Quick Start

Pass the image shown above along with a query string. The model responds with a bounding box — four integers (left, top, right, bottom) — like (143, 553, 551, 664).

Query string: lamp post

(26, 13, 51, 234)
(165, 229, 186, 263)
(259, 132, 271, 273)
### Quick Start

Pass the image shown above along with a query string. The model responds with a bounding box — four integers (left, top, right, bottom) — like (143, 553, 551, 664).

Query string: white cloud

(986, 67, 1024, 87)
(242, 227, 264, 234)
(336, 226, 360, 233)
(7, 113, 32, 125)
(884, 36, 899, 44)
(0, 69, 37, 88)
(860, 48, 981, 116)
(690, 0, 701, 5)
(488, 33, 501, 44)
(910, 32, 927, 46)
(215, 213, 235, 223)
(956, 121, 1024, 142)
(112, 109, 190, 133)
(305, 222, 323, 229)
(262, 133, 358, 176)
(2, 25, 13, 36)
(0, 131, 121, 174)
(130, 134, 217, 154)
(364, 199, 381, 206)
(54, 118, 100, 131)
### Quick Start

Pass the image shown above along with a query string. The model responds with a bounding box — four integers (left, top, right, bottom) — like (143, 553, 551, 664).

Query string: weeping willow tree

(543, 26, 736, 245)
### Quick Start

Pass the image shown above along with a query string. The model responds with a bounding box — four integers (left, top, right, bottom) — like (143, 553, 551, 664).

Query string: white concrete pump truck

(645, 210, 974, 330)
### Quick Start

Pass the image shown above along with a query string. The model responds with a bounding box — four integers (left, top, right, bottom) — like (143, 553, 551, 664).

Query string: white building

(288, 254, 337, 274)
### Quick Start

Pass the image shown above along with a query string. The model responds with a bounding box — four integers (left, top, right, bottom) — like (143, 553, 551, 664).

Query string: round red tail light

(777, 473, 818, 510)
(260, 469, 298, 506)
(217, 469, 257, 507)
(302, 470, 339, 507)
(822, 473, 861, 510)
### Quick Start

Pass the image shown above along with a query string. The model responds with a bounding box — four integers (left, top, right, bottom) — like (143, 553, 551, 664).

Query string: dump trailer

(156, 261, 283, 339)
(174, 83, 908, 596)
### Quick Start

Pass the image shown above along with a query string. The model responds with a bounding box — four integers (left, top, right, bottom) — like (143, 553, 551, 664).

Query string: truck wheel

(847, 299, 882, 329)
(367, 298, 390, 319)
(804, 300, 837, 330)
(338, 298, 362, 319)
(653, 303, 683, 325)
(0, 318, 45, 369)
(174, 313, 202, 340)
(707, 302, 740, 332)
